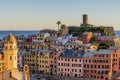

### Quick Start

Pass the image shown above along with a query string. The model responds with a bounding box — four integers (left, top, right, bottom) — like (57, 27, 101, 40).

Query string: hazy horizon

(0, 0, 120, 30)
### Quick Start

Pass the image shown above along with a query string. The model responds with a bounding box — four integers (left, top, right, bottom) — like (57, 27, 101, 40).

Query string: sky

(0, 0, 120, 30)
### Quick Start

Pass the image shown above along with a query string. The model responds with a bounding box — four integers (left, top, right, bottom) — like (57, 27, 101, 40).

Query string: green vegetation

(61, 24, 67, 29)
(56, 21, 62, 30)
(68, 26, 108, 36)
(98, 42, 110, 50)
(91, 36, 98, 42)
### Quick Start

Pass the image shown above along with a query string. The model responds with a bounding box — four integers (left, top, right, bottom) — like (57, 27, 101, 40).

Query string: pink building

(58, 50, 84, 77)
(97, 36, 119, 46)
(49, 46, 64, 75)
(83, 48, 120, 80)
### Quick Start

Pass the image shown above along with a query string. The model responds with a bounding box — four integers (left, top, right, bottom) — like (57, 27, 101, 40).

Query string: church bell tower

(3, 32, 18, 70)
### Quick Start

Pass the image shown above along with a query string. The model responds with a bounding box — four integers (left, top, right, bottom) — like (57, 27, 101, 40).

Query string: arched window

(10, 45, 12, 49)
(25, 67, 27, 71)
(10, 56, 12, 60)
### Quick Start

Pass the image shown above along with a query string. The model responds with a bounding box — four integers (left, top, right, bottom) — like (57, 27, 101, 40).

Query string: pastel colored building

(58, 50, 84, 77)
(23, 49, 51, 75)
(18, 50, 27, 71)
(28, 34, 37, 42)
(78, 32, 93, 44)
(0, 33, 30, 80)
(64, 43, 97, 52)
(83, 48, 120, 80)
(49, 46, 64, 75)
(58, 34, 72, 44)
(15, 35, 27, 43)
(28, 32, 50, 44)
(97, 36, 119, 46)
(40, 29, 58, 37)
(68, 37, 78, 43)
(59, 27, 69, 36)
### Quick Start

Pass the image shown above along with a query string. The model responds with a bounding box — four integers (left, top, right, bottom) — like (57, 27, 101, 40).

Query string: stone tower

(81, 14, 93, 27)
(3, 32, 18, 70)
(83, 14, 88, 25)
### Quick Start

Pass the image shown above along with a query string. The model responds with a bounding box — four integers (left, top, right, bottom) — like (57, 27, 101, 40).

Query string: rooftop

(59, 49, 84, 58)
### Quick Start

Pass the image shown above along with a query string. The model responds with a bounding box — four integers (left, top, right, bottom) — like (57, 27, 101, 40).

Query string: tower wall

(83, 14, 88, 25)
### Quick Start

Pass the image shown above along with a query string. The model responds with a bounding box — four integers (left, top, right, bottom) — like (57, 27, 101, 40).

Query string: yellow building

(0, 60, 4, 72)
(37, 51, 50, 74)
(24, 50, 50, 75)
(24, 52, 37, 74)
(0, 33, 30, 80)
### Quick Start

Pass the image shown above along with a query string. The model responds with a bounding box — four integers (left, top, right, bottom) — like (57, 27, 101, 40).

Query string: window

(10, 56, 12, 60)
(61, 68, 63, 71)
(102, 55, 104, 57)
(79, 64, 81, 67)
(75, 69, 77, 72)
(99, 55, 101, 57)
(68, 63, 70, 66)
(79, 59, 81, 62)
(65, 68, 66, 71)
(65, 59, 67, 61)
(58, 63, 60, 66)
(72, 59, 74, 61)
(98, 65, 100, 69)
(68, 59, 70, 61)
(25, 67, 27, 71)
(10, 45, 12, 49)
(106, 55, 108, 57)
(87, 65, 89, 68)
(102, 65, 104, 69)
(79, 69, 81, 72)
(94, 65, 96, 68)
(101, 76, 103, 79)
(75, 59, 77, 62)
(72, 69, 74, 72)
(91, 65, 93, 68)
(91, 70, 93, 73)
(89, 60, 91, 63)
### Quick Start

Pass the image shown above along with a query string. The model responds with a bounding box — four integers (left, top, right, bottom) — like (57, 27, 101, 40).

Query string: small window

(10, 46, 12, 49)
(10, 56, 12, 60)
(25, 67, 27, 71)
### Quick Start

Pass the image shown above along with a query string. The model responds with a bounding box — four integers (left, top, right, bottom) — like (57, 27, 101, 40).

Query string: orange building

(78, 32, 93, 44)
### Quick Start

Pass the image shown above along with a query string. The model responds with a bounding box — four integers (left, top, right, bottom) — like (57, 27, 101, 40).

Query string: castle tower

(83, 14, 88, 25)
(3, 32, 18, 70)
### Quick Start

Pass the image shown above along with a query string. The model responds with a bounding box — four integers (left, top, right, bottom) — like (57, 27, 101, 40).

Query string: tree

(56, 21, 62, 31)
(61, 24, 66, 29)
(91, 36, 98, 42)
(98, 42, 109, 50)
(98, 26, 104, 31)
